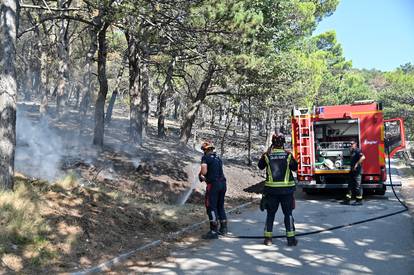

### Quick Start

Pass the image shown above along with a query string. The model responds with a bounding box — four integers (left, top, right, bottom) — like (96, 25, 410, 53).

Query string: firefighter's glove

(260, 195, 267, 212)
(199, 173, 206, 182)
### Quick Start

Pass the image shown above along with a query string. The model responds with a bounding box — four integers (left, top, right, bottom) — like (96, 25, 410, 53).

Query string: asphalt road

(132, 170, 414, 275)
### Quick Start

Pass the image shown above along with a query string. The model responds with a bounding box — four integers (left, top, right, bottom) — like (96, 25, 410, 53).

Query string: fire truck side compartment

(293, 102, 389, 194)
(314, 119, 359, 173)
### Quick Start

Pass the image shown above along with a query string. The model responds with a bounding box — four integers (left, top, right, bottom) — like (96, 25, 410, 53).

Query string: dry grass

(0, 180, 47, 246)
(1, 172, 206, 273)
(0, 178, 55, 272)
(53, 172, 79, 190)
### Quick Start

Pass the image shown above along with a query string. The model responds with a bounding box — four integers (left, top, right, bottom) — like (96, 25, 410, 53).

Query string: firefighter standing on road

(258, 133, 299, 246)
(199, 141, 228, 239)
(342, 140, 366, 205)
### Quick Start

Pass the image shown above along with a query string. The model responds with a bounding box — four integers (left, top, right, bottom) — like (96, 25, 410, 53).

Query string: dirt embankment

(397, 163, 414, 220)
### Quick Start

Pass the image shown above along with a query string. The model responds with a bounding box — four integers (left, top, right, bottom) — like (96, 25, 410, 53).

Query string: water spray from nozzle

(179, 163, 200, 205)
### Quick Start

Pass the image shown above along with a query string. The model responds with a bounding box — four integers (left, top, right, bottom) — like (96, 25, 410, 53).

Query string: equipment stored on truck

(291, 100, 406, 195)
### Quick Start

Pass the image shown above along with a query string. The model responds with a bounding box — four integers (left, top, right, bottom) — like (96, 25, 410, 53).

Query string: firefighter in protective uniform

(199, 141, 228, 239)
(258, 133, 299, 246)
(342, 140, 365, 205)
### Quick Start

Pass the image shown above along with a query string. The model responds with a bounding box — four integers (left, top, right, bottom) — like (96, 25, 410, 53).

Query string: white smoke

(15, 113, 64, 182)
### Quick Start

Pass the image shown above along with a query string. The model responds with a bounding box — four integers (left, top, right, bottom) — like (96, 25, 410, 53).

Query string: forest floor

(0, 102, 264, 273)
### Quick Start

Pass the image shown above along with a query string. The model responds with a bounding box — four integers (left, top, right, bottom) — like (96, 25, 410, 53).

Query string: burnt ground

(0, 102, 264, 273)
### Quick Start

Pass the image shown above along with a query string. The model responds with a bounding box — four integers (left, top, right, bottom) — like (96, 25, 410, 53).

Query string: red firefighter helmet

(272, 133, 285, 147)
(201, 141, 215, 151)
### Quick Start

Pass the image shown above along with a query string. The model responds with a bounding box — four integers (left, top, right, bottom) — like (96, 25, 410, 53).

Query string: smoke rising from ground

(14, 107, 141, 183)
(15, 113, 64, 181)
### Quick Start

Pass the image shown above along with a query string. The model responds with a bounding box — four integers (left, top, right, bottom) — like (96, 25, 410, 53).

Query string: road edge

(69, 199, 259, 274)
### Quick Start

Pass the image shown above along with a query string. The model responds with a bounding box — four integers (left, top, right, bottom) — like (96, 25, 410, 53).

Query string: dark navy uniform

(346, 148, 364, 202)
(258, 148, 298, 241)
(201, 152, 227, 233)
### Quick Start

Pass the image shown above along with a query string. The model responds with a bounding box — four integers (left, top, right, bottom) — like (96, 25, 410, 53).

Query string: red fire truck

(291, 100, 406, 195)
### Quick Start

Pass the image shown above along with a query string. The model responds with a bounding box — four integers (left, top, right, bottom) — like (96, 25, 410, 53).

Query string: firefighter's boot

(219, 220, 228, 235)
(341, 193, 352, 205)
(202, 221, 219, 239)
(263, 237, 272, 246)
(264, 231, 272, 246)
(353, 199, 363, 206)
(287, 237, 298, 246)
(353, 194, 363, 205)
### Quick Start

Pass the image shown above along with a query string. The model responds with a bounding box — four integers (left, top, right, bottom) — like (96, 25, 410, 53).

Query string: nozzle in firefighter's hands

(198, 173, 206, 182)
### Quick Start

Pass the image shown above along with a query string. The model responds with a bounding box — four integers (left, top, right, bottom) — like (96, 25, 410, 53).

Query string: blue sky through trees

(314, 0, 414, 71)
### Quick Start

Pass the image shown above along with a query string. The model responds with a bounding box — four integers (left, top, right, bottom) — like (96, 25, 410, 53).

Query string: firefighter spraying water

(198, 141, 228, 239)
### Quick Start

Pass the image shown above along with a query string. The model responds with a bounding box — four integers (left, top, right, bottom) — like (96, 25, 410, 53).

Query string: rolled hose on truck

(227, 145, 409, 240)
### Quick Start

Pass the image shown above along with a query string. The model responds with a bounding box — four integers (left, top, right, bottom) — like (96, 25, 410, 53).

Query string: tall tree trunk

(247, 96, 252, 165)
(28, 12, 50, 115)
(74, 84, 80, 108)
(179, 64, 215, 145)
(39, 46, 48, 114)
(32, 40, 41, 98)
(23, 65, 32, 100)
(173, 94, 179, 119)
(220, 114, 234, 157)
(210, 108, 215, 127)
(199, 106, 206, 128)
(219, 105, 223, 123)
(79, 18, 102, 135)
(79, 27, 97, 117)
(0, 0, 18, 190)
(266, 108, 275, 148)
(38, 32, 49, 114)
(158, 57, 176, 137)
(126, 32, 144, 145)
(106, 53, 127, 124)
(92, 23, 109, 147)
(56, 0, 69, 116)
(141, 53, 150, 136)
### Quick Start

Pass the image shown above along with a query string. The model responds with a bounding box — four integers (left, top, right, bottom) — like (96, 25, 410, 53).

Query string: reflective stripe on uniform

(211, 211, 216, 222)
(346, 193, 352, 199)
(264, 155, 273, 183)
(265, 150, 295, 187)
(356, 195, 363, 199)
(284, 154, 292, 183)
(265, 181, 295, 188)
(264, 231, 272, 238)
(286, 231, 295, 237)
